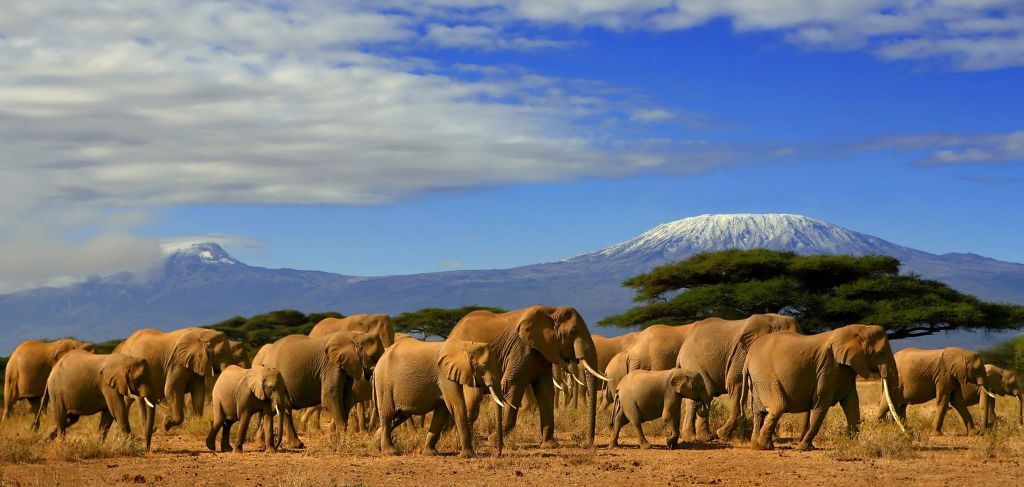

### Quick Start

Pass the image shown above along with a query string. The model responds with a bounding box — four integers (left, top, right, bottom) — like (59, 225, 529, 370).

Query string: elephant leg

(695, 400, 715, 441)
(798, 408, 829, 451)
(206, 407, 224, 451)
(283, 409, 305, 449)
(633, 417, 650, 449)
(949, 392, 976, 435)
(188, 379, 206, 416)
(423, 405, 452, 456)
(221, 420, 234, 453)
(932, 392, 951, 435)
(532, 373, 559, 448)
(716, 390, 743, 439)
(753, 410, 780, 450)
(791, 411, 810, 443)
(608, 406, 626, 448)
(98, 410, 114, 440)
(28, 396, 43, 419)
(840, 390, 861, 436)
(233, 411, 253, 452)
(750, 409, 765, 448)
(379, 409, 405, 455)
(441, 381, 474, 458)
(681, 399, 697, 441)
(667, 407, 681, 450)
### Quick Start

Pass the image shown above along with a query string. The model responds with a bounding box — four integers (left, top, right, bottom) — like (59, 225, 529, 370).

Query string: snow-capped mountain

(1, 214, 1021, 353)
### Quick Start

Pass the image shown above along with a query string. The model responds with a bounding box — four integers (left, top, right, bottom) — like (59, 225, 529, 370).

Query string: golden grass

(1, 380, 1022, 464)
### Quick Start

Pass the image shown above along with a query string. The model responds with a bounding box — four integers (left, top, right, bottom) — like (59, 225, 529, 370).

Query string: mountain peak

(567, 213, 910, 263)
(162, 242, 239, 265)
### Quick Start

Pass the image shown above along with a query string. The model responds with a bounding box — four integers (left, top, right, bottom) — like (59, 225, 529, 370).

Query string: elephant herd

(2, 307, 1022, 459)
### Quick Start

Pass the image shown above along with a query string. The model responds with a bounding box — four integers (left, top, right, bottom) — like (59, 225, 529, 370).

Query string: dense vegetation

(979, 335, 1024, 372)
(393, 306, 507, 340)
(601, 249, 1024, 340)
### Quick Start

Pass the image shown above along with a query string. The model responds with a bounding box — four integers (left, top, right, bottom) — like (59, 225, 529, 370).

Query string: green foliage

(393, 306, 507, 340)
(979, 335, 1024, 372)
(603, 249, 1024, 339)
(205, 310, 344, 356)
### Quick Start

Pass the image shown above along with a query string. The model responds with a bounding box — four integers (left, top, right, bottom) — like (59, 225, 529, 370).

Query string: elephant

(602, 352, 629, 410)
(959, 364, 1023, 428)
(3, 338, 94, 421)
(449, 305, 608, 448)
(202, 339, 249, 412)
(747, 324, 903, 451)
(311, 314, 396, 347)
(624, 324, 696, 372)
(609, 367, 711, 450)
(675, 314, 801, 440)
(374, 337, 506, 457)
(877, 347, 991, 435)
(32, 351, 157, 448)
(114, 328, 217, 445)
(206, 365, 290, 453)
(252, 330, 384, 449)
(593, 332, 640, 408)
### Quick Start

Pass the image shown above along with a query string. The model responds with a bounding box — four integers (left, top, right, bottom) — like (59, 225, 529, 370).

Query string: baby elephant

(609, 368, 710, 450)
(34, 351, 157, 446)
(207, 365, 290, 453)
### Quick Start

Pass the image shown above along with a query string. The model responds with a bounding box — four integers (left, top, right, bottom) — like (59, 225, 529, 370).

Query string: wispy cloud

(866, 131, 1024, 166)
(439, 260, 465, 269)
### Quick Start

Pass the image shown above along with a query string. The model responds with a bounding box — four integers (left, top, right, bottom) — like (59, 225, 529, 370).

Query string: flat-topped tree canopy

(601, 249, 1024, 340)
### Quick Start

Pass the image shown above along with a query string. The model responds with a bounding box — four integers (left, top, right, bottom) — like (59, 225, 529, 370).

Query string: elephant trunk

(144, 401, 156, 451)
(496, 401, 504, 457)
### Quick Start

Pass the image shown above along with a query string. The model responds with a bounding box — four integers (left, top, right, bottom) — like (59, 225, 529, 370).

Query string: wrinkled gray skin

(593, 332, 640, 409)
(3, 338, 95, 422)
(609, 368, 711, 450)
(747, 324, 902, 451)
(960, 364, 1023, 427)
(878, 347, 991, 435)
(675, 314, 801, 441)
(602, 352, 629, 412)
(207, 365, 290, 453)
(450, 305, 603, 448)
(34, 351, 157, 449)
(374, 338, 504, 457)
(252, 331, 384, 449)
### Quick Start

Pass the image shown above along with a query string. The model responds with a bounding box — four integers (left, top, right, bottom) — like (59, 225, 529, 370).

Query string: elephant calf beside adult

(449, 305, 608, 448)
(253, 330, 384, 449)
(877, 347, 993, 435)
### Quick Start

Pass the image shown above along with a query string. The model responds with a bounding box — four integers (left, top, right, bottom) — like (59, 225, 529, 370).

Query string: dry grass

(829, 422, 919, 460)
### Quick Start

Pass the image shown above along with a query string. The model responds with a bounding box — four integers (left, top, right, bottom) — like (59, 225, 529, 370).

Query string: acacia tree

(394, 306, 507, 340)
(601, 249, 1024, 340)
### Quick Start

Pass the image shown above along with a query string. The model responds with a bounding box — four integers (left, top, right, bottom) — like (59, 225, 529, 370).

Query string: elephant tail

(31, 381, 48, 432)
(739, 364, 751, 416)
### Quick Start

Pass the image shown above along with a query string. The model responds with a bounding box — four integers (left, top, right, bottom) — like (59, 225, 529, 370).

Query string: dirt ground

(2, 382, 1022, 486)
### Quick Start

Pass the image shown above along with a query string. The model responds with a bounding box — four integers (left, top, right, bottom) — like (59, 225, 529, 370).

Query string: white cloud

(425, 24, 578, 50)
(866, 131, 1024, 165)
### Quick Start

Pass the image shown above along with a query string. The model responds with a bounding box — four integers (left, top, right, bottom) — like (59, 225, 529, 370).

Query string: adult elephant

(3, 338, 95, 422)
(625, 324, 697, 372)
(877, 347, 992, 435)
(979, 365, 1022, 425)
(253, 330, 384, 449)
(602, 352, 628, 412)
(311, 314, 395, 347)
(748, 324, 904, 451)
(675, 313, 801, 440)
(593, 332, 640, 409)
(114, 328, 217, 435)
(449, 305, 608, 448)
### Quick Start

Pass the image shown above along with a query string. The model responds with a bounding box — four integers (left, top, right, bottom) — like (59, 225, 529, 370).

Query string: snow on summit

(160, 242, 238, 265)
(568, 213, 907, 263)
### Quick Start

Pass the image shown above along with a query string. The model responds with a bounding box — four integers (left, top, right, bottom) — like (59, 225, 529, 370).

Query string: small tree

(394, 306, 507, 340)
(601, 249, 1024, 340)
(980, 335, 1024, 372)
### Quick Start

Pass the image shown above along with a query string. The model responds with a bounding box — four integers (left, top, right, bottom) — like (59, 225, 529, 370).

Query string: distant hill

(1, 213, 1022, 353)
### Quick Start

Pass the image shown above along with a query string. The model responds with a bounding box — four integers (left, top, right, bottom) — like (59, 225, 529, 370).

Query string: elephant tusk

(275, 404, 281, 416)
(552, 377, 564, 391)
(144, 398, 155, 409)
(488, 386, 506, 408)
(881, 377, 906, 433)
(572, 374, 585, 386)
(581, 359, 611, 382)
(986, 390, 997, 399)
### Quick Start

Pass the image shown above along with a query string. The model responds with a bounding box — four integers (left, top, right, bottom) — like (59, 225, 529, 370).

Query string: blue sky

(1, 1, 1022, 289)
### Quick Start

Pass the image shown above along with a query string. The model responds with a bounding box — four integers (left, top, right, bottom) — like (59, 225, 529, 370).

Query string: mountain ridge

(1, 213, 1022, 353)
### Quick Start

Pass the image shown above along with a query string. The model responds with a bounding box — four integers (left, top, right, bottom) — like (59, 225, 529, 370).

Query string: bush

(830, 423, 918, 460)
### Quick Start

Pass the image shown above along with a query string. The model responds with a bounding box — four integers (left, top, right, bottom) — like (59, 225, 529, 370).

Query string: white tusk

(881, 378, 906, 433)
(144, 398, 155, 409)
(488, 386, 506, 408)
(985, 390, 997, 399)
(572, 374, 585, 386)
(552, 377, 564, 391)
(275, 404, 281, 416)
(581, 360, 611, 382)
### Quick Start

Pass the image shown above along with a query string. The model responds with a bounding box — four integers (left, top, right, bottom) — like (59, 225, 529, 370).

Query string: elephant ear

(100, 360, 132, 396)
(173, 335, 213, 377)
(439, 340, 476, 387)
(325, 336, 361, 379)
(725, 319, 769, 391)
(669, 369, 689, 396)
(517, 310, 561, 365)
(942, 348, 971, 389)
(831, 329, 871, 379)
(248, 371, 267, 402)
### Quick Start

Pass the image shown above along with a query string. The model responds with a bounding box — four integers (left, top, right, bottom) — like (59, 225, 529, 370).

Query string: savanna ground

(2, 382, 1021, 486)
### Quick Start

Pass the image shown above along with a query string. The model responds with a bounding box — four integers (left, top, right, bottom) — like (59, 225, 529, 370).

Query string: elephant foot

(666, 436, 679, 450)
(283, 440, 305, 450)
(540, 439, 560, 449)
(608, 440, 619, 449)
(797, 441, 815, 451)
(421, 447, 438, 456)
(459, 449, 475, 459)
(205, 437, 216, 452)
(715, 425, 734, 440)
(232, 445, 244, 453)
(695, 431, 718, 442)
(751, 435, 774, 451)
(638, 441, 652, 450)
(381, 445, 399, 456)
(680, 431, 697, 442)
